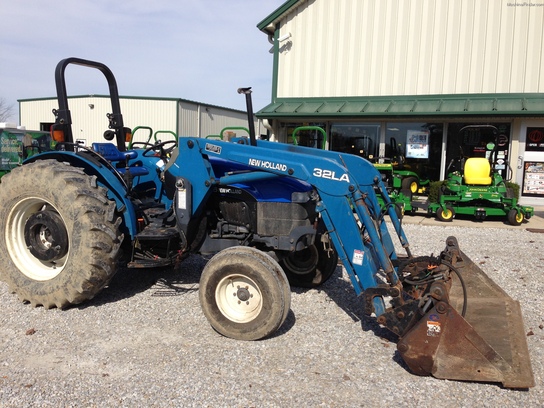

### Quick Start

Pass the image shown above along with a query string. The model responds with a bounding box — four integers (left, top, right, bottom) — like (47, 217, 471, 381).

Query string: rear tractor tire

(0, 160, 123, 309)
(507, 209, 524, 226)
(436, 205, 455, 222)
(279, 241, 339, 288)
(199, 247, 291, 341)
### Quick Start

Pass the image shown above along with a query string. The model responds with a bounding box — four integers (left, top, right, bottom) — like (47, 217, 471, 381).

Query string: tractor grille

(257, 202, 313, 236)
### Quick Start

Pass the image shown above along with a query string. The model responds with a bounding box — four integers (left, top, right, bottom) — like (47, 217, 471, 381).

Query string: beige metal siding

(197, 107, 253, 139)
(177, 102, 254, 138)
(19, 99, 58, 129)
(276, 0, 544, 98)
(177, 101, 199, 136)
(122, 98, 177, 138)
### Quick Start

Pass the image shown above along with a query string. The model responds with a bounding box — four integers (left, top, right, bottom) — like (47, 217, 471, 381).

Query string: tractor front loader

(0, 58, 534, 388)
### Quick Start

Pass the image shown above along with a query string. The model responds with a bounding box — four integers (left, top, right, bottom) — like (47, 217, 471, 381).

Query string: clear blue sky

(0, 0, 285, 124)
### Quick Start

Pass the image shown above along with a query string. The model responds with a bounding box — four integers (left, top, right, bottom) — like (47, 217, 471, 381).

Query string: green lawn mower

(385, 137, 432, 196)
(372, 160, 418, 215)
(428, 136, 533, 225)
(372, 136, 435, 216)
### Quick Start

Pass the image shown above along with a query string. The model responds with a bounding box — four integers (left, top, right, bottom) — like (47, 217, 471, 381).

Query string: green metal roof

(256, 94, 544, 118)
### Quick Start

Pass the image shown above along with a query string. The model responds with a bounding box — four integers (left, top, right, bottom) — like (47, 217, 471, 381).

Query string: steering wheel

(130, 141, 155, 149)
(143, 140, 178, 161)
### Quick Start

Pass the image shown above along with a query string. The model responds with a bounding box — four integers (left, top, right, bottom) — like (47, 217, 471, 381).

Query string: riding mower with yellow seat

(428, 143, 533, 225)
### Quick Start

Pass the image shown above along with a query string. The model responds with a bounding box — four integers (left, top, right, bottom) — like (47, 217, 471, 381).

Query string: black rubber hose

(397, 256, 468, 317)
(439, 260, 468, 317)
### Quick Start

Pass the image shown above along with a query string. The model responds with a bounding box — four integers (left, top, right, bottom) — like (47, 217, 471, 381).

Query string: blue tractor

(0, 58, 534, 388)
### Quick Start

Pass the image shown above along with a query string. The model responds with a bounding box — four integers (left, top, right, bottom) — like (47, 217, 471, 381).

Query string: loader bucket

(397, 237, 534, 388)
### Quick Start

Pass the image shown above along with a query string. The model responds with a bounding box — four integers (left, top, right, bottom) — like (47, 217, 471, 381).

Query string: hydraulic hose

(397, 256, 468, 317)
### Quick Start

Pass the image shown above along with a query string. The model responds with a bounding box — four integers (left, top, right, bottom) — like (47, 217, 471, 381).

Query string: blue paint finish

(209, 156, 313, 202)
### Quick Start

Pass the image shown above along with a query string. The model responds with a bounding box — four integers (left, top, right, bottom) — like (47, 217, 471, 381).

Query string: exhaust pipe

(237, 87, 257, 146)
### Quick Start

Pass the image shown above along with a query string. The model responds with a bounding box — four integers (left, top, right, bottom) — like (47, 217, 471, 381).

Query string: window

(385, 122, 443, 182)
(281, 122, 326, 148)
(330, 123, 380, 160)
(40, 122, 54, 132)
(446, 123, 511, 178)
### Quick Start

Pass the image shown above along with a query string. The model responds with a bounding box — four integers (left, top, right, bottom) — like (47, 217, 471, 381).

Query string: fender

(24, 151, 138, 238)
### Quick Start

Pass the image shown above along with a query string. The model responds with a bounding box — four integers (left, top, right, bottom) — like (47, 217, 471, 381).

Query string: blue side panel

(208, 156, 251, 177)
(231, 178, 313, 202)
(209, 156, 313, 202)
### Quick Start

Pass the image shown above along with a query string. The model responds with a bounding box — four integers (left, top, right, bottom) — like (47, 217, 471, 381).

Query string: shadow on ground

(78, 255, 206, 309)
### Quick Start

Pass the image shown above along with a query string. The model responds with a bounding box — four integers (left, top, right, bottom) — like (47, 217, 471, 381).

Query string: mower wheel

(0, 160, 123, 309)
(402, 177, 419, 194)
(436, 205, 455, 222)
(279, 241, 339, 288)
(507, 209, 524, 226)
(199, 247, 290, 340)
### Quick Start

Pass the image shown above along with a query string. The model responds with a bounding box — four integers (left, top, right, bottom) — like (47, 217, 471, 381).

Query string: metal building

(19, 95, 260, 147)
(256, 0, 544, 206)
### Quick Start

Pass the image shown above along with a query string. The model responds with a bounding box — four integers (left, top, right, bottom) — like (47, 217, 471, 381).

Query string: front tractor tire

(199, 247, 291, 341)
(0, 160, 123, 309)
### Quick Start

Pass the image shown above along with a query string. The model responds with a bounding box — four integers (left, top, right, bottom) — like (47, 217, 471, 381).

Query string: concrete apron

(400, 206, 544, 232)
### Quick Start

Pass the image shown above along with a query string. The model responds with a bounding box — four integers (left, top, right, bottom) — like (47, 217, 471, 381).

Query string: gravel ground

(1, 223, 543, 407)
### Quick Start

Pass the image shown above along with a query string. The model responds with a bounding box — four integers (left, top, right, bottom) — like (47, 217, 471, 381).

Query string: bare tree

(0, 98, 15, 122)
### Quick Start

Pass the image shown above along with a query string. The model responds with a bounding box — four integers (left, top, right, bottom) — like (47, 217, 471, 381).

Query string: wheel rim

(5, 197, 70, 281)
(516, 213, 523, 223)
(282, 245, 319, 275)
(410, 181, 418, 193)
(215, 274, 263, 323)
(440, 208, 453, 220)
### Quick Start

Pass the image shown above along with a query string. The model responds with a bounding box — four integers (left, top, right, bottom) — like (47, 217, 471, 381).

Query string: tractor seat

(92, 143, 149, 176)
(463, 157, 492, 185)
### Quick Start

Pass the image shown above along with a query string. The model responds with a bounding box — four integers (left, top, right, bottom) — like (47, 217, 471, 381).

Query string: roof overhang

(256, 94, 544, 119)
(257, 0, 304, 34)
